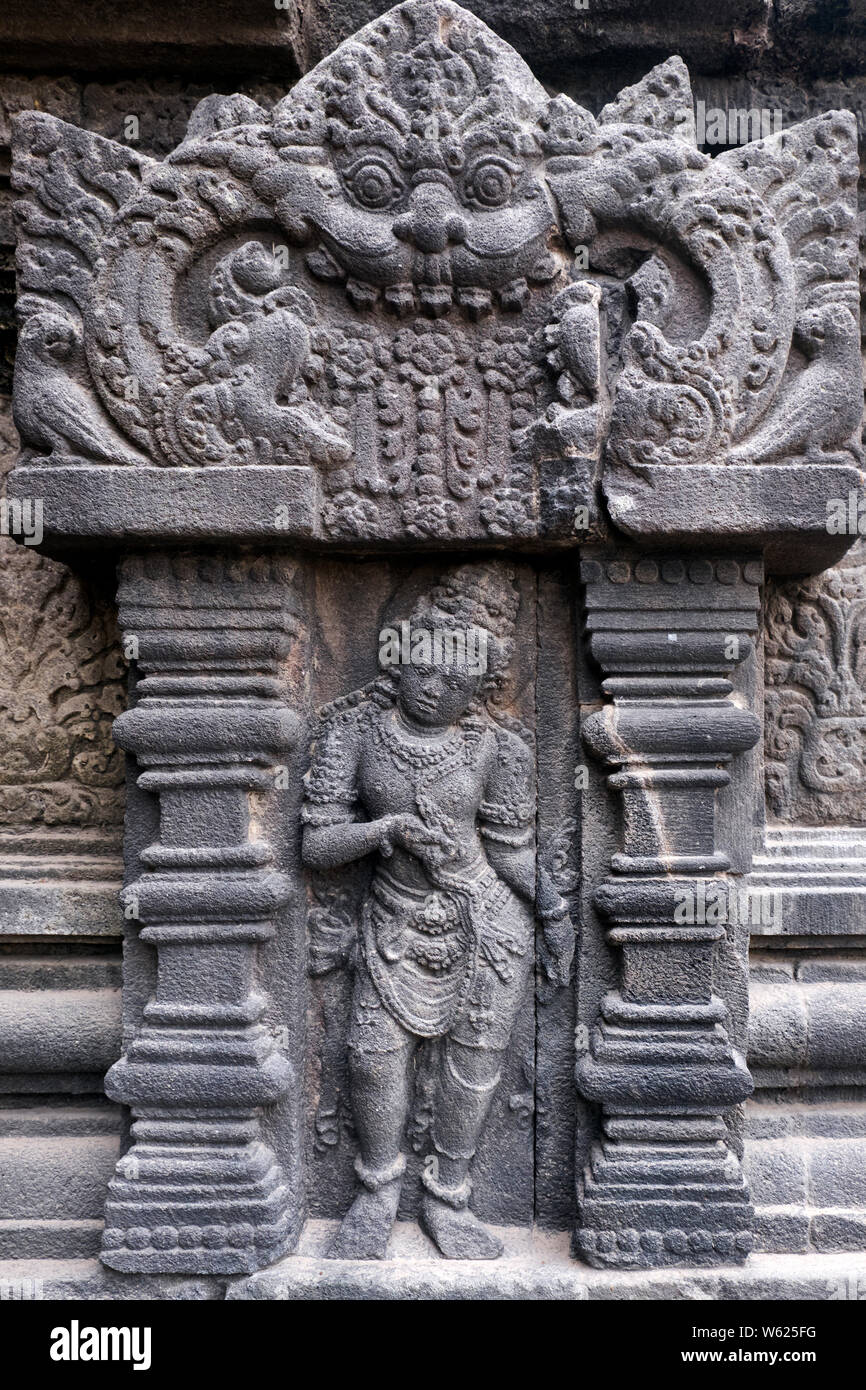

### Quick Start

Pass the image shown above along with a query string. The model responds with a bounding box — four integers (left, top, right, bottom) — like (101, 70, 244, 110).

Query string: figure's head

(795, 301, 858, 354)
(386, 560, 520, 727)
(19, 309, 78, 363)
(263, 2, 581, 312)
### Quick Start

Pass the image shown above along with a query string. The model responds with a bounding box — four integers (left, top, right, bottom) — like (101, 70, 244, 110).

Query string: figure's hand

(536, 866, 575, 991)
(378, 813, 426, 856)
(379, 814, 453, 865)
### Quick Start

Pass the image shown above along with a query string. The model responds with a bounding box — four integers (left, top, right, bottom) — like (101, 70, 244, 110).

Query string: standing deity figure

(302, 563, 573, 1259)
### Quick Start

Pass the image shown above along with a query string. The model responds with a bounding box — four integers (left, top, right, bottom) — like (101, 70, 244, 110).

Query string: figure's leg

(329, 965, 416, 1259)
(329, 1044, 416, 1259)
(349, 1042, 415, 1174)
(420, 1039, 506, 1260)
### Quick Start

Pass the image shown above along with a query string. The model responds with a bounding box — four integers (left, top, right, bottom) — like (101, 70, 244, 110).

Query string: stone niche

(6, 0, 864, 1295)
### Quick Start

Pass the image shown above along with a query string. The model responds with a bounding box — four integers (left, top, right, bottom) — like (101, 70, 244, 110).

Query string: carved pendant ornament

(6, 0, 864, 1283)
(9, 0, 861, 557)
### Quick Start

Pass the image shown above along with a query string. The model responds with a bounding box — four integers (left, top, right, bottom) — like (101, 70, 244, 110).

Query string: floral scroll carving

(0, 442, 124, 833)
(765, 545, 866, 824)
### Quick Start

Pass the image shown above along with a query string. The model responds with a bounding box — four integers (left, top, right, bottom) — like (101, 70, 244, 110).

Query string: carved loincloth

(360, 856, 529, 1038)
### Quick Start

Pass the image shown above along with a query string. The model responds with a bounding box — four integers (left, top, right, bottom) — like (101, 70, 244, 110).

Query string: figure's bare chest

(356, 721, 489, 822)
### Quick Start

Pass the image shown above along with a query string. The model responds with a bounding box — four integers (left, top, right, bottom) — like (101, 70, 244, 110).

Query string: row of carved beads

(102, 1222, 281, 1252)
(575, 1227, 755, 1257)
(581, 558, 763, 587)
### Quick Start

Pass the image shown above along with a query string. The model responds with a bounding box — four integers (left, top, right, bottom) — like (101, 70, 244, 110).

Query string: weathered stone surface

(231, 1221, 866, 1299)
(773, 0, 866, 79)
(2, 0, 866, 1303)
(0, 1, 300, 83)
(299, 2, 776, 78)
(8, 1, 859, 564)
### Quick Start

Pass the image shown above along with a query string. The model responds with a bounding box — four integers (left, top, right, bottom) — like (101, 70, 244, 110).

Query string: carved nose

(393, 191, 467, 254)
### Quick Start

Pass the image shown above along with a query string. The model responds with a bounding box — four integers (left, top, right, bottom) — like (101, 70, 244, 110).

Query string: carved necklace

(373, 706, 467, 773)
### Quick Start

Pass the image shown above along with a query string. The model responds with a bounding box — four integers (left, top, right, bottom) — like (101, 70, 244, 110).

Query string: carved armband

(301, 708, 363, 827)
(479, 729, 534, 849)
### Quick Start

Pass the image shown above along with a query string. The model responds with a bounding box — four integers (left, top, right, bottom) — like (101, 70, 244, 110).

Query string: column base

(100, 1118, 295, 1274)
(575, 1215, 754, 1270)
(576, 1131, 754, 1269)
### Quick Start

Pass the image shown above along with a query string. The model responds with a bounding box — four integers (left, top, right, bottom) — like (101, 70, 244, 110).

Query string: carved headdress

(398, 560, 520, 699)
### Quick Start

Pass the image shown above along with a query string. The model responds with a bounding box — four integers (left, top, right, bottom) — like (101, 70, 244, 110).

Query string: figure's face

(275, 154, 556, 299)
(397, 657, 483, 729)
(257, 33, 569, 309)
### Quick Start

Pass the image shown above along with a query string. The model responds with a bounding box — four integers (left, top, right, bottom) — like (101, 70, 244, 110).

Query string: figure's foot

(420, 1192, 504, 1260)
(327, 1156, 405, 1260)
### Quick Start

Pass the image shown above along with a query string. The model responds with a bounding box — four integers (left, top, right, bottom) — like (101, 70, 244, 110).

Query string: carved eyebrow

(463, 153, 523, 174)
(342, 128, 405, 161)
(342, 149, 404, 172)
(462, 124, 527, 158)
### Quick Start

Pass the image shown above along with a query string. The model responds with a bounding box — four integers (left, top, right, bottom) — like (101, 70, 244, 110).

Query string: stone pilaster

(576, 553, 762, 1268)
(100, 553, 300, 1274)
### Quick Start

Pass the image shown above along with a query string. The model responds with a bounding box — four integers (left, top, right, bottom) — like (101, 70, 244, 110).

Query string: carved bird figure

(13, 311, 145, 464)
(553, 281, 602, 405)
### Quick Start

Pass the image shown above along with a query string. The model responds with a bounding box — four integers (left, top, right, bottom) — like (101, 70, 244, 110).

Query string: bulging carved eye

(344, 158, 405, 210)
(463, 158, 517, 208)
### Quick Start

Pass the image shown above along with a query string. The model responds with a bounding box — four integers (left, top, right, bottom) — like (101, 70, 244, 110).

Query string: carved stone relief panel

(765, 540, 866, 825)
(4, 0, 864, 1289)
(300, 557, 579, 1254)
(8, 0, 861, 569)
(0, 418, 124, 843)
